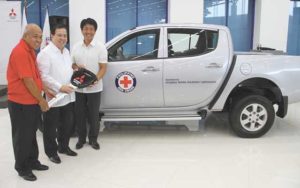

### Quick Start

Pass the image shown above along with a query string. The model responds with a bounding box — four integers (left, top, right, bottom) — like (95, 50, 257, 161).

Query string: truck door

(101, 29, 164, 109)
(163, 28, 230, 107)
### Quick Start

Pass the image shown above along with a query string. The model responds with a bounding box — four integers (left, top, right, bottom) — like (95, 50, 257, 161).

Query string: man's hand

(88, 78, 99, 87)
(72, 63, 86, 71)
(22, 78, 50, 111)
(43, 85, 56, 99)
(38, 98, 49, 112)
(60, 85, 74, 94)
(94, 63, 107, 85)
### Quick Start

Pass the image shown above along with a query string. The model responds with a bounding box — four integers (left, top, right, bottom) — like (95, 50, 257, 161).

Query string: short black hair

(51, 23, 67, 35)
(80, 18, 98, 31)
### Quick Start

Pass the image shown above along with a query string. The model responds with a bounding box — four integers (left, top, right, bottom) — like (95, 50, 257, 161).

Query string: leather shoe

(89, 141, 100, 150)
(49, 155, 61, 164)
(32, 163, 49, 171)
(58, 147, 77, 156)
(19, 172, 37, 181)
(76, 142, 84, 149)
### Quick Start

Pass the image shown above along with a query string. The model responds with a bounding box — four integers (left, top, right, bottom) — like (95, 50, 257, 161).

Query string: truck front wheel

(229, 95, 275, 138)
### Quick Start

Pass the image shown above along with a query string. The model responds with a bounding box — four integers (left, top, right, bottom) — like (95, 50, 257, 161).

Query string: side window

(108, 29, 160, 61)
(167, 29, 218, 58)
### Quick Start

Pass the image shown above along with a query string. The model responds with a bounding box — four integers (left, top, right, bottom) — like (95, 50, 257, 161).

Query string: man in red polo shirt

(7, 24, 50, 181)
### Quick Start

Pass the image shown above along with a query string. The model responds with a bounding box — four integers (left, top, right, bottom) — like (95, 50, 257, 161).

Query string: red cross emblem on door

(120, 76, 132, 88)
(115, 71, 137, 93)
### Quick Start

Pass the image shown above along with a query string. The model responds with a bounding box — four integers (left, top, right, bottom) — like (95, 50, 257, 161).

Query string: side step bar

(102, 116, 202, 122)
(100, 110, 207, 122)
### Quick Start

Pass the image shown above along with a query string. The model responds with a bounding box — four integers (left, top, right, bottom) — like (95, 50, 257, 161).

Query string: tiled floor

(1, 103, 300, 188)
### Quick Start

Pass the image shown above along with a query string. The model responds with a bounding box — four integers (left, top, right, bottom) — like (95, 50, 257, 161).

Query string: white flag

(21, 7, 27, 34)
(41, 8, 50, 49)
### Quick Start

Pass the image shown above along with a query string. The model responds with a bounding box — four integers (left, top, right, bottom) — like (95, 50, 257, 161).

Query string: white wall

(169, 0, 203, 23)
(69, 0, 105, 49)
(253, 0, 290, 51)
(0, 1, 21, 85)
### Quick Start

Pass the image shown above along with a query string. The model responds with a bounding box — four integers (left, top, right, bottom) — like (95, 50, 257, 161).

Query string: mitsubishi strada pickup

(97, 24, 300, 138)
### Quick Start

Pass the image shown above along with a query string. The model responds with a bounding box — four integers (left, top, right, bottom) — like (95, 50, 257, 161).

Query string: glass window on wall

(204, 0, 226, 25)
(40, 0, 70, 48)
(106, 0, 167, 42)
(40, 0, 69, 28)
(204, 0, 255, 51)
(287, 1, 300, 55)
(106, 0, 137, 42)
(10, 0, 69, 28)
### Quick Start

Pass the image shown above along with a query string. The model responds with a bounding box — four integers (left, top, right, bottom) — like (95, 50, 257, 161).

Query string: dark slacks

(75, 92, 101, 143)
(43, 102, 74, 157)
(8, 101, 41, 175)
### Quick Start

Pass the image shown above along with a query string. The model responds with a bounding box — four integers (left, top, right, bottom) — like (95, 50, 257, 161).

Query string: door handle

(205, 63, 223, 68)
(142, 66, 160, 72)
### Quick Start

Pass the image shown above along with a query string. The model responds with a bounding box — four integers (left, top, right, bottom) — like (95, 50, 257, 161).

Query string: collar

(49, 41, 66, 53)
(81, 39, 96, 47)
(20, 39, 34, 52)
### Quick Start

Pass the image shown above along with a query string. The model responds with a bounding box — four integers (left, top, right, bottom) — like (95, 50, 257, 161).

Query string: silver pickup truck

(100, 23, 300, 138)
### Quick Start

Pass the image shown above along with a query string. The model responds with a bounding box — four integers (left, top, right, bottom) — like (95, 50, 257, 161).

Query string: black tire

(229, 95, 275, 138)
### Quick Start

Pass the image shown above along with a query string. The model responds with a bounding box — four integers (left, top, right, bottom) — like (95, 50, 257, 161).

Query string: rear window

(167, 28, 218, 58)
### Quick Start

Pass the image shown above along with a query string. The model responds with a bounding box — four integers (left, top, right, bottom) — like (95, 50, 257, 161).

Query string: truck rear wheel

(229, 95, 275, 138)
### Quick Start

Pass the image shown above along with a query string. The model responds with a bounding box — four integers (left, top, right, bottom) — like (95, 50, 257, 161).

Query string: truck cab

(102, 24, 232, 111)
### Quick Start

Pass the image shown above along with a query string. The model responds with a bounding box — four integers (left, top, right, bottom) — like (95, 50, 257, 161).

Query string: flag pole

(24, 0, 27, 16)
(21, 0, 28, 34)
(41, 6, 51, 49)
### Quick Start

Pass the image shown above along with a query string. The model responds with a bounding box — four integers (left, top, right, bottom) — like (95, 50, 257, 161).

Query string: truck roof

(132, 23, 229, 31)
(106, 23, 231, 47)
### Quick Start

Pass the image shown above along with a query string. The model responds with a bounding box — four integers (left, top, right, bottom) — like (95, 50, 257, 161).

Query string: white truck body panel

(211, 54, 300, 111)
(99, 23, 300, 137)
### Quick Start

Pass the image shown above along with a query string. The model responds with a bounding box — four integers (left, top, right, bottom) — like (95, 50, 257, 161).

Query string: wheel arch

(223, 77, 288, 118)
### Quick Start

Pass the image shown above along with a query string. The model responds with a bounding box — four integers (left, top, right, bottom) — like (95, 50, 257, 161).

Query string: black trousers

(43, 102, 74, 157)
(8, 101, 41, 175)
(75, 92, 101, 143)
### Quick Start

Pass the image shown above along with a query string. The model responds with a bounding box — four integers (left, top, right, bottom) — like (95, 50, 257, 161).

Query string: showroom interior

(0, 0, 300, 187)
